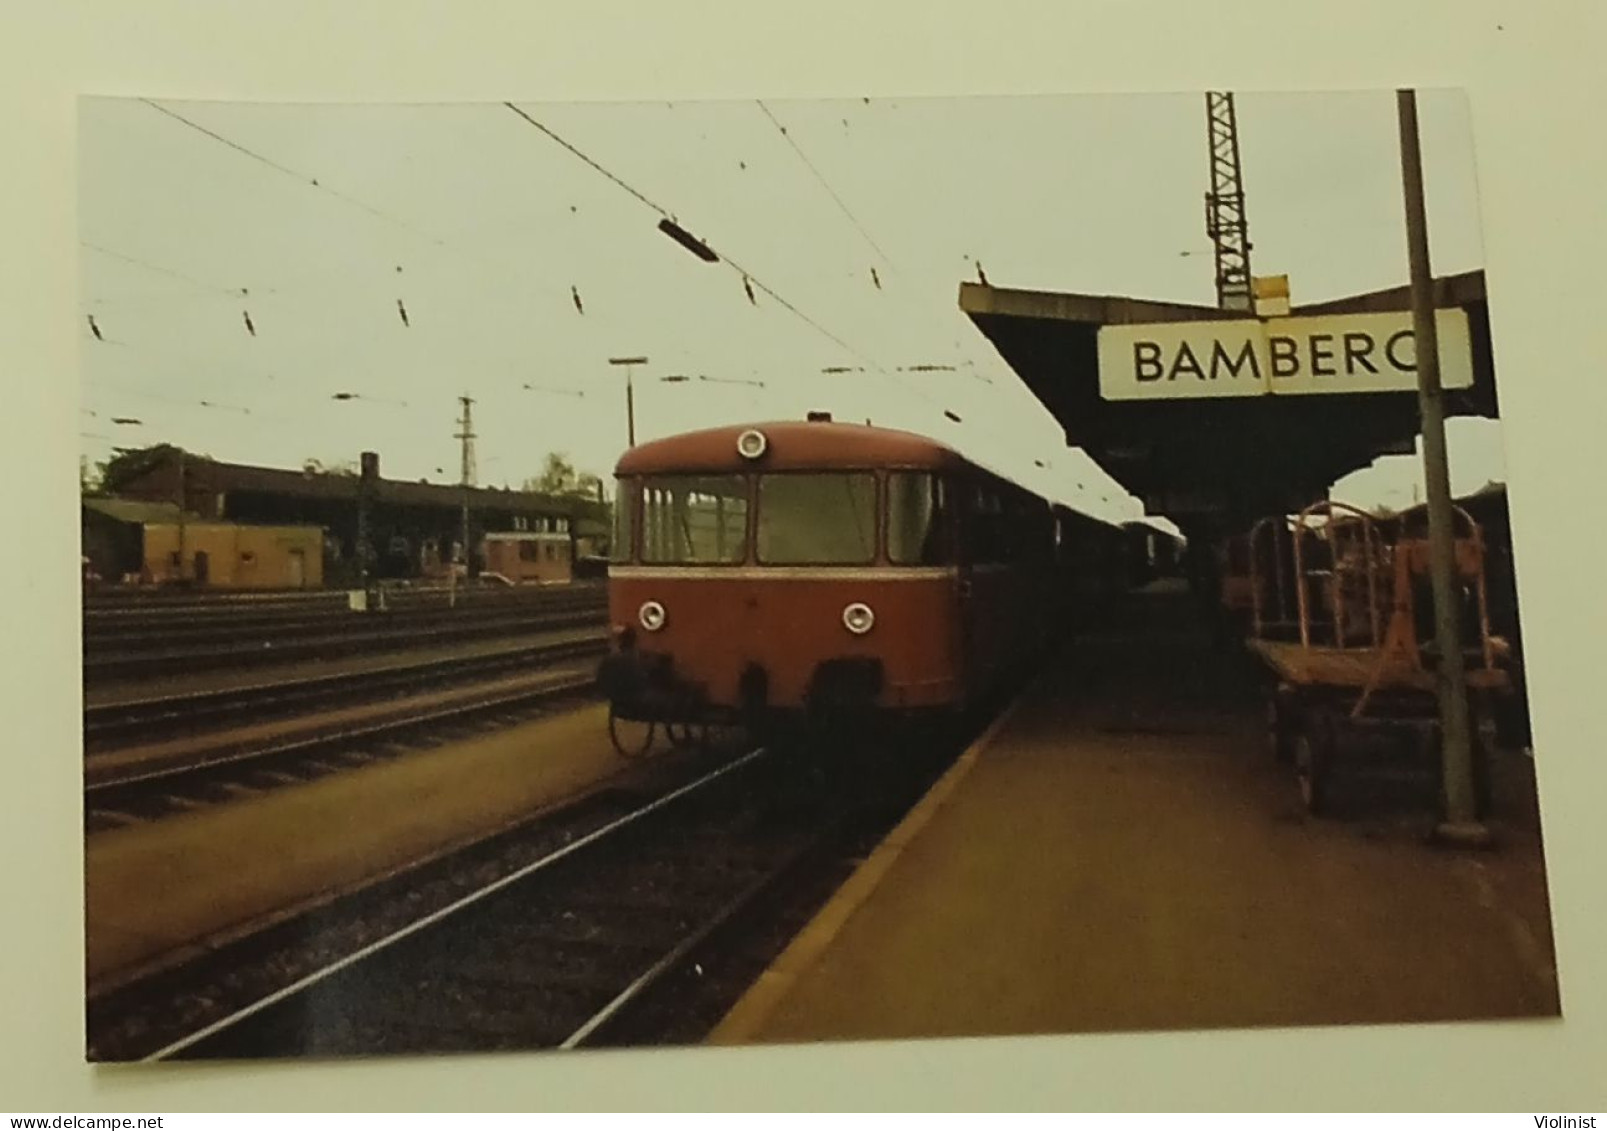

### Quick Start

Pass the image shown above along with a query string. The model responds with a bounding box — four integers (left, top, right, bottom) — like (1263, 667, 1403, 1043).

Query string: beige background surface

(2, 0, 1604, 1111)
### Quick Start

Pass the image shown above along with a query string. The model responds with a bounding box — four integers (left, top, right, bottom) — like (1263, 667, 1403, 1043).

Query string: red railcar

(598, 419, 1086, 748)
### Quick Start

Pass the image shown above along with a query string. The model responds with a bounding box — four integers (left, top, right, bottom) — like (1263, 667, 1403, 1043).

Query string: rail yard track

(84, 733, 955, 1062)
(84, 668, 603, 831)
(83, 587, 608, 681)
(84, 630, 607, 749)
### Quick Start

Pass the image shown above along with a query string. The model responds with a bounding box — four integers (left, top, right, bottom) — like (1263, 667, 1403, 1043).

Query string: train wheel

(608, 705, 656, 761)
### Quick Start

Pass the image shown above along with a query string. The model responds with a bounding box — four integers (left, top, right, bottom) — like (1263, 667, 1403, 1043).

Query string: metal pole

(358, 450, 379, 609)
(1397, 89, 1486, 843)
(609, 357, 647, 449)
(456, 395, 476, 579)
(626, 366, 637, 448)
(176, 448, 187, 583)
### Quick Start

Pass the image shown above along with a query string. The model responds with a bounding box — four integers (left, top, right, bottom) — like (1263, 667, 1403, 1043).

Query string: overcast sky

(77, 88, 1507, 525)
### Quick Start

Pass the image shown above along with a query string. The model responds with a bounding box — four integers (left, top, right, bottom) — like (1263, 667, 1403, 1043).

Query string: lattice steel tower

(455, 394, 477, 488)
(455, 394, 477, 569)
(1204, 92, 1254, 313)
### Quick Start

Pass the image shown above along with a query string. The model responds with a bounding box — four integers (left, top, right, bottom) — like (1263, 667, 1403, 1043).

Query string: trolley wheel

(607, 704, 656, 761)
(1294, 716, 1333, 816)
(665, 719, 706, 751)
(1266, 689, 1297, 763)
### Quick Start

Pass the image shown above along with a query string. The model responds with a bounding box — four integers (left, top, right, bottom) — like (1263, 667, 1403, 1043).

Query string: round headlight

(638, 600, 667, 632)
(736, 429, 768, 460)
(842, 602, 875, 635)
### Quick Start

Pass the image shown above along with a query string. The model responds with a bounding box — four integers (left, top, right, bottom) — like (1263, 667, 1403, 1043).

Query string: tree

(525, 452, 582, 496)
(576, 471, 606, 503)
(302, 457, 360, 477)
(95, 442, 189, 494)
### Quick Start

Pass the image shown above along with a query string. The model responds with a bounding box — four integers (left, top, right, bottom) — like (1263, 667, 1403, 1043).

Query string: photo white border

(3, 0, 1604, 1111)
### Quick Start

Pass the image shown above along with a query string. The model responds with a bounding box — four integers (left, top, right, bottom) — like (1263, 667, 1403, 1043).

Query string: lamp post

(607, 357, 648, 447)
(1397, 88, 1485, 845)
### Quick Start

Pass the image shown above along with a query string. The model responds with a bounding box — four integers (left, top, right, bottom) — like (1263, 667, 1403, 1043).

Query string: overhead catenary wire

(503, 102, 673, 216)
(500, 100, 1009, 446)
(83, 380, 254, 415)
(142, 99, 447, 246)
(751, 102, 994, 387)
(502, 101, 880, 367)
(82, 241, 242, 299)
(755, 100, 897, 270)
(89, 101, 1121, 516)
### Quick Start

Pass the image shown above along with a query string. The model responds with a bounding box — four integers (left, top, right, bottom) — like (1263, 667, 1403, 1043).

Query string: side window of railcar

(757, 474, 876, 565)
(967, 484, 1006, 564)
(886, 473, 950, 565)
(641, 475, 748, 564)
(612, 479, 637, 562)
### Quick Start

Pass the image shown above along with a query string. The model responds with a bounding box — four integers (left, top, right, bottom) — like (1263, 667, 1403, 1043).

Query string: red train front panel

(607, 567, 964, 714)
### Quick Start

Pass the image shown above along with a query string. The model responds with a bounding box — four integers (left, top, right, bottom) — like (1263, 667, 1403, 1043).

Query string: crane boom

(1204, 92, 1255, 313)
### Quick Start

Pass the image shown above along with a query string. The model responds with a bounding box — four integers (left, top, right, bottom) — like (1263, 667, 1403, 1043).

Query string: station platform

(711, 589, 1561, 1045)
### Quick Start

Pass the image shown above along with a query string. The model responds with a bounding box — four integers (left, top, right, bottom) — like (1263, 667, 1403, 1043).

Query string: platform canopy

(960, 270, 1496, 533)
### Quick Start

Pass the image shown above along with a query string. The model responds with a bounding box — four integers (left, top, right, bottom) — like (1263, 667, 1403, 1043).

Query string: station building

(91, 448, 609, 588)
(481, 530, 576, 585)
(81, 498, 324, 589)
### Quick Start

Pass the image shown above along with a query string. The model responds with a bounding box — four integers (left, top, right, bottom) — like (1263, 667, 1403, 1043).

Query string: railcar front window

(757, 474, 876, 565)
(641, 475, 748, 564)
(887, 473, 949, 564)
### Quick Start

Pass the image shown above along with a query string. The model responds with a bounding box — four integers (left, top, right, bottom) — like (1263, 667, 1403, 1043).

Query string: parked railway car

(1051, 504, 1129, 628)
(597, 418, 1067, 748)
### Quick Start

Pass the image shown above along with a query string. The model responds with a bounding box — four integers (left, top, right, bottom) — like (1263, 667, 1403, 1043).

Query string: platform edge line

(705, 676, 1039, 1046)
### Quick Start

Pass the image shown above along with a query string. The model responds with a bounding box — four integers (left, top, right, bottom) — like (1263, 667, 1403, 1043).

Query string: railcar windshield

(757, 473, 877, 565)
(886, 472, 949, 564)
(640, 475, 749, 564)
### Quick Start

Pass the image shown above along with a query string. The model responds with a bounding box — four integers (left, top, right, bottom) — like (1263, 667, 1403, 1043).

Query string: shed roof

(960, 269, 1498, 533)
(122, 450, 603, 519)
(82, 497, 189, 525)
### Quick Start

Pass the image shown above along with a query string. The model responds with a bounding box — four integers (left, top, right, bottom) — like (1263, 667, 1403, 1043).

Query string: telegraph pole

(1397, 89, 1487, 845)
(455, 395, 477, 576)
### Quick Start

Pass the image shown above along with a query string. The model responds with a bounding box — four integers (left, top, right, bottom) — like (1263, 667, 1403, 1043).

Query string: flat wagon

(1245, 500, 1511, 816)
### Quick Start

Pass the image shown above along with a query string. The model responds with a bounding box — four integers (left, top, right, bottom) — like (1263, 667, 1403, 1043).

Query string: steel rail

(85, 672, 599, 796)
(84, 633, 607, 745)
(139, 745, 770, 1062)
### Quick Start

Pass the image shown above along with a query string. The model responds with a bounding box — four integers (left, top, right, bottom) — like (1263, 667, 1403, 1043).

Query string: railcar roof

(615, 420, 975, 475)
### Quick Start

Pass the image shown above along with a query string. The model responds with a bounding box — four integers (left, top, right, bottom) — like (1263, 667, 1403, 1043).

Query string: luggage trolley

(1244, 500, 1511, 816)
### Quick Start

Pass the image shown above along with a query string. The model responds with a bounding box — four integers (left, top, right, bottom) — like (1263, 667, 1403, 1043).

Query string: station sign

(1096, 308, 1474, 401)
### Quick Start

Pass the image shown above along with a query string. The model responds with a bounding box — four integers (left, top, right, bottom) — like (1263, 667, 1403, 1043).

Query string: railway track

(83, 597, 608, 681)
(86, 736, 953, 1062)
(84, 581, 600, 613)
(84, 585, 603, 635)
(84, 631, 608, 750)
(84, 668, 602, 831)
